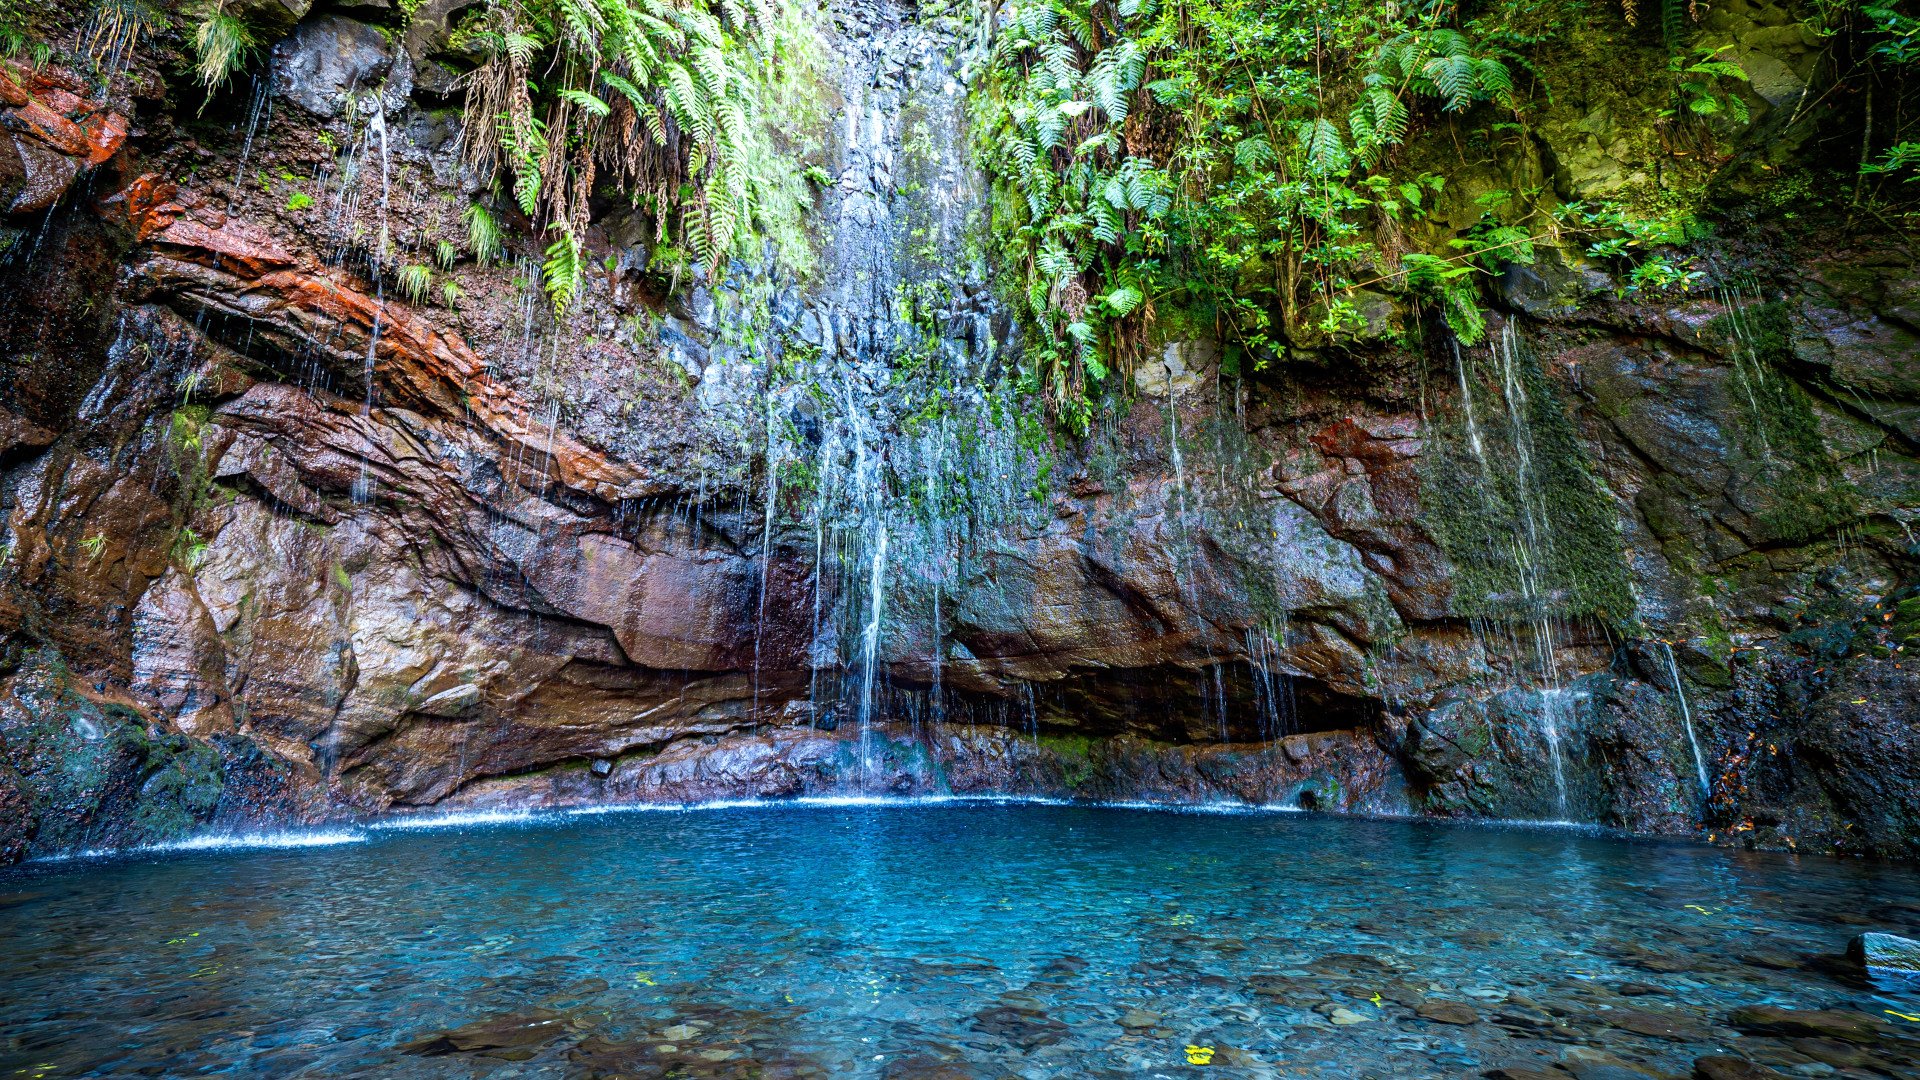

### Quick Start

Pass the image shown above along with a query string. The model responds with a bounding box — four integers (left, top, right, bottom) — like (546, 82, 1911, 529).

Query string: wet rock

(1727, 1006, 1889, 1045)
(3, 135, 78, 215)
(1604, 1006, 1705, 1040)
(404, 1009, 573, 1059)
(0, 762, 31, 864)
(1414, 1000, 1479, 1025)
(1562, 1060, 1663, 1080)
(879, 1055, 983, 1080)
(1315, 1003, 1374, 1025)
(412, 684, 481, 718)
(1737, 945, 1804, 971)
(1626, 951, 1694, 974)
(1617, 983, 1664, 997)
(0, 61, 128, 215)
(228, 0, 315, 37)
(271, 15, 397, 119)
(969, 1005, 1067, 1049)
(1847, 932, 1920, 982)
(1694, 1057, 1788, 1080)
(1778, 1036, 1876, 1071)
(1133, 339, 1215, 398)
(1484, 1067, 1568, 1080)
(1490, 1003, 1564, 1033)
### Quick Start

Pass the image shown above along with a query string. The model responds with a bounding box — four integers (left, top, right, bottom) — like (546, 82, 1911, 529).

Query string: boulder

(1848, 931, 1920, 982)
(271, 15, 395, 119)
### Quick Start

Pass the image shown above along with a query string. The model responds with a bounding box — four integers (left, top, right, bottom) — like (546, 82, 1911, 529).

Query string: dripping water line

(1661, 641, 1712, 798)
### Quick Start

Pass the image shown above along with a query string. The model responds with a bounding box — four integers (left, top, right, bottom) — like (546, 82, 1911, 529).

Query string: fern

(396, 263, 434, 304)
(1234, 134, 1276, 169)
(453, 0, 821, 306)
(463, 202, 503, 262)
(543, 227, 586, 314)
(1298, 118, 1352, 175)
(1101, 284, 1143, 316)
(558, 88, 611, 116)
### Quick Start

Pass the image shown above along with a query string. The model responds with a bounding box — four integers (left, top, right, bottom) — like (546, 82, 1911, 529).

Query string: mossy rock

(0, 653, 230, 856)
(1418, 341, 1632, 624)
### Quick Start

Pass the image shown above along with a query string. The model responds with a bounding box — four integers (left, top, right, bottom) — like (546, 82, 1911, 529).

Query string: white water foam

(40, 829, 368, 862)
(370, 809, 541, 830)
(561, 794, 1305, 816)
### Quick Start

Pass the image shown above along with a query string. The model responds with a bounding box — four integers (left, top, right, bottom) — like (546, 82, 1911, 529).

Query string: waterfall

(1453, 338, 1490, 477)
(856, 524, 889, 788)
(1537, 687, 1572, 820)
(352, 286, 383, 504)
(1660, 642, 1712, 798)
(752, 390, 783, 720)
(1456, 325, 1578, 818)
(1244, 622, 1295, 747)
(230, 61, 275, 192)
(731, 0, 1020, 776)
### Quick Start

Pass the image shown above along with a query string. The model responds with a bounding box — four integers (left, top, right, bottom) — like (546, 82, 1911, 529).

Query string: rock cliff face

(2, 0, 1916, 863)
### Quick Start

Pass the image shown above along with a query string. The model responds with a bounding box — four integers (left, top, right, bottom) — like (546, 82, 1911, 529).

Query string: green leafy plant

(1401, 253, 1487, 344)
(176, 528, 210, 572)
(396, 263, 434, 304)
(1863, 141, 1920, 182)
(541, 227, 585, 314)
(285, 192, 314, 211)
(1372, 28, 1516, 113)
(1665, 45, 1750, 124)
(453, 0, 821, 312)
(190, 1, 257, 105)
(974, 0, 1540, 425)
(462, 201, 503, 263)
(1862, 4, 1919, 65)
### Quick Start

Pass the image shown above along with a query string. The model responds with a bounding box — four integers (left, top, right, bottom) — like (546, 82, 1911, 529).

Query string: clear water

(4, 804, 1919, 1078)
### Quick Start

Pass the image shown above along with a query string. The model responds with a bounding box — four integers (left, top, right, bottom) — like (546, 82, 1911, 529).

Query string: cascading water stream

(1457, 326, 1576, 818)
(740, 0, 1013, 771)
(1660, 642, 1712, 798)
(856, 524, 889, 788)
(1536, 687, 1573, 820)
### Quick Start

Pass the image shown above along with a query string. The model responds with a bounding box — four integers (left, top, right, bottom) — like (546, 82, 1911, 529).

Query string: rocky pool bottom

(2, 804, 1918, 1079)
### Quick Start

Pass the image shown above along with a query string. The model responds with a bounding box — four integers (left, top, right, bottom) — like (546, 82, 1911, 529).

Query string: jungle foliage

(972, 0, 1558, 430)
(449, 0, 820, 313)
(969, 0, 1914, 431)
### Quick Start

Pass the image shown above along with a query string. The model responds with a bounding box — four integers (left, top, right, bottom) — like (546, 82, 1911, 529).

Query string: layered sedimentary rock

(2, 1, 1916, 863)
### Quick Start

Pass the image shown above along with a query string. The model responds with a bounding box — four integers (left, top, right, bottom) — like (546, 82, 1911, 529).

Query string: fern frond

(542, 226, 585, 313)
(559, 88, 611, 116)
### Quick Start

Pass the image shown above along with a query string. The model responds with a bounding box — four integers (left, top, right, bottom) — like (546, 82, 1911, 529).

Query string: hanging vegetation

(974, 0, 1546, 430)
(451, 0, 821, 314)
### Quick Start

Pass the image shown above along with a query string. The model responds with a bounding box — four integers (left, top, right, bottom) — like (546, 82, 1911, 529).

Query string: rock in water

(1848, 931, 1920, 983)
(1726, 1005, 1889, 1044)
(1694, 1056, 1787, 1080)
(1414, 1000, 1479, 1025)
